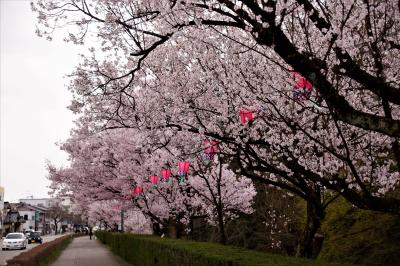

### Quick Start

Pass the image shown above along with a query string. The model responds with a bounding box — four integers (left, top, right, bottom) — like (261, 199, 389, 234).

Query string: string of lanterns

(131, 71, 311, 199)
(131, 139, 221, 200)
(239, 71, 316, 125)
(128, 70, 315, 207)
(131, 161, 190, 200)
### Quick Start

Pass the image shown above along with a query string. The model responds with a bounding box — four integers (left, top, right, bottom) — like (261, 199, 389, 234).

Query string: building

(2, 201, 50, 235)
(19, 198, 55, 208)
(0, 197, 73, 236)
(19, 197, 71, 209)
(19, 197, 73, 234)
(2, 202, 25, 235)
(18, 203, 49, 233)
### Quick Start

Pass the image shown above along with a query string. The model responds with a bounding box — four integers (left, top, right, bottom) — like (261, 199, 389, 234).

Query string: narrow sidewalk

(51, 236, 129, 266)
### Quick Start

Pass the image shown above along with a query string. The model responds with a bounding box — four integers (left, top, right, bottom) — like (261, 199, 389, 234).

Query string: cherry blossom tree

(47, 126, 255, 243)
(47, 201, 71, 234)
(190, 155, 256, 244)
(34, 0, 400, 257)
(32, 0, 400, 134)
(34, 0, 400, 210)
(86, 200, 152, 233)
(47, 127, 190, 234)
(87, 200, 123, 231)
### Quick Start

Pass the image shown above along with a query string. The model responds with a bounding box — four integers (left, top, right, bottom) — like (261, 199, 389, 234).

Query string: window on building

(24, 214, 28, 220)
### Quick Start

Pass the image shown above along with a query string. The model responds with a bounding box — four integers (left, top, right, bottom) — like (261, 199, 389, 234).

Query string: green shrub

(319, 197, 400, 266)
(96, 231, 351, 266)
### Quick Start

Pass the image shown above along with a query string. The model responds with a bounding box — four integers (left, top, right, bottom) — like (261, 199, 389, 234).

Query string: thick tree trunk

(296, 201, 324, 258)
(167, 216, 187, 239)
(216, 207, 227, 245)
(54, 221, 58, 235)
(168, 218, 178, 238)
(152, 221, 162, 236)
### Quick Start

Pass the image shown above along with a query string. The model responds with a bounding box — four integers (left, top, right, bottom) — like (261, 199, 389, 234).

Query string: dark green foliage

(96, 231, 350, 266)
(224, 182, 301, 256)
(319, 197, 400, 266)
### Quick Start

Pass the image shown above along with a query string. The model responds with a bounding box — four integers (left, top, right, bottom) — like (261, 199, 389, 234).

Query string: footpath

(51, 236, 129, 266)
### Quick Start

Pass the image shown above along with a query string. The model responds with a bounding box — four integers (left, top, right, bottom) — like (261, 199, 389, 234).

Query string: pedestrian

(89, 227, 93, 240)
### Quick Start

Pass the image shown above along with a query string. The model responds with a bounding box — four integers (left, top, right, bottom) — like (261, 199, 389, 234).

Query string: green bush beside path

(96, 232, 353, 266)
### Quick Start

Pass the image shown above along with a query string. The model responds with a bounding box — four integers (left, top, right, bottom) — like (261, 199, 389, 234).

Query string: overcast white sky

(1, 0, 87, 202)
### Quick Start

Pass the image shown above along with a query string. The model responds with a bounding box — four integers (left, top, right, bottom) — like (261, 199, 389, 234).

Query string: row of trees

(34, 0, 399, 258)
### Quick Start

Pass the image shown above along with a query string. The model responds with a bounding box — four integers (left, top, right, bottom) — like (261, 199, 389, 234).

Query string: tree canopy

(34, 0, 400, 256)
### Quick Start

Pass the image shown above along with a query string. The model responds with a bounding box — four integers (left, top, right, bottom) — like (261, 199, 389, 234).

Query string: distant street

(0, 234, 68, 266)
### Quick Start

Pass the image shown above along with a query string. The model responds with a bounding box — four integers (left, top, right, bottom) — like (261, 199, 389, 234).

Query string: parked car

(1, 233, 28, 250)
(24, 230, 34, 237)
(26, 231, 43, 244)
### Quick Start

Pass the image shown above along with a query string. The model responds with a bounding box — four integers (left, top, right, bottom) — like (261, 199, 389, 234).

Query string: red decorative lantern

(204, 139, 219, 160)
(178, 161, 190, 184)
(178, 161, 190, 175)
(132, 186, 143, 196)
(292, 71, 312, 101)
(239, 109, 255, 124)
(161, 169, 171, 182)
(132, 186, 144, 200)
(149, 175, 159, 189)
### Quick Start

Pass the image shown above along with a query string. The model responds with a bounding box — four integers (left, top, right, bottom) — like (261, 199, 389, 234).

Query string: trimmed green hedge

(96, 232, 351, 266)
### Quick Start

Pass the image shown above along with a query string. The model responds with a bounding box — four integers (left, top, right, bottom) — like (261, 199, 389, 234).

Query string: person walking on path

(51, 236, 129, 266)
(89, 228, 93, 240)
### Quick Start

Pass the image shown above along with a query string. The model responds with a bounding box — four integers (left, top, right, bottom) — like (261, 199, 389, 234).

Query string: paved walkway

(51, 236, 130, 266)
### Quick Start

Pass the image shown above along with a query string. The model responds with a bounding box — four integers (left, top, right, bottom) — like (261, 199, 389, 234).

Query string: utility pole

(34, 211, 39, 231)
(0, 209, 4, 236)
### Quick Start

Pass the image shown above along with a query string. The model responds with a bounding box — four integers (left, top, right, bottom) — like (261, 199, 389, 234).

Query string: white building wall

(18, 210, 36, 231)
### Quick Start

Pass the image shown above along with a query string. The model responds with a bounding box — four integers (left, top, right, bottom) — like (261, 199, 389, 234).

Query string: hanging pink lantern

(239, 109, 255, 124)
(178, 161, 190, 175)
(178, 161, 190, 184)
(292, 71, 312, 101)
(293, 72, 312, 89)
(132, 186, 144, 200)
(132, 186, 143, 195)
(149, 175, 159, 184)
(161, 169, 171, 182)
(204, 140, 219, 160)
(149, 175, 159, 189)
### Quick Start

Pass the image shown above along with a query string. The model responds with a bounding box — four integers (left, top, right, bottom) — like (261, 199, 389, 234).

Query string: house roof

(4, 211, 25, 224)
(4, 202, 48, 213)
(18, 202, 48, 212)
